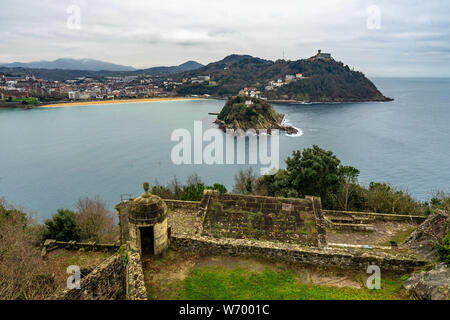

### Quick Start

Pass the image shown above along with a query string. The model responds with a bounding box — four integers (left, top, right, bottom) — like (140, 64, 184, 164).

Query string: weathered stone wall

(128, 217, 169, 257)
(41, 239, 120, 257)
(170, 235, 427, 272)
(154, 218, 169, 257)
(115, 201, 131, 244)
(166, 199, 200, 236)
(53, 253, 126, 300)
(165, 199, 200, 211)
(126, 251, 147, 300)
(324, 210, 427, 224)
(403, 210, 450, 260)
(202, 193, 323, 246)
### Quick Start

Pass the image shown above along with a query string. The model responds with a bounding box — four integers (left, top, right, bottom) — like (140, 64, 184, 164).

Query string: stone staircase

(324, 212, 375, 232)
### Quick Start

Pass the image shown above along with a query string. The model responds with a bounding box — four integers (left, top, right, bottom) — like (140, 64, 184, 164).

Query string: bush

(75, 197, 118, 243)
(150, 175, 227, 201)
(182, 183, 205, 201)
(233, 168, 258, 195)
(361, 182, 424, 215)
(206, 183, 227, 194)
(42, 209, 80, 242)
(0, 199, 56, 299)
(430, 191, 450, 212)
(256, 146, 341, 208)
(437, 229, 450, 266)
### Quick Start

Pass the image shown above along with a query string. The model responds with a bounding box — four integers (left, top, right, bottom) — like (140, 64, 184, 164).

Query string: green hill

(175, 54, 392, 103)
(215, 96, 297, 134)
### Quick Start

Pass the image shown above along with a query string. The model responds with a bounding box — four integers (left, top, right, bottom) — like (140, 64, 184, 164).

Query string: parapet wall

(41, 239, 120, 257)
(202, 192, 326, 247)
(323, 210, 427, 224)
(126, 251, 147, 300)
(53, 253, 125, 300)
(165, 199, 200, 211)
(170, 234, 427, 272)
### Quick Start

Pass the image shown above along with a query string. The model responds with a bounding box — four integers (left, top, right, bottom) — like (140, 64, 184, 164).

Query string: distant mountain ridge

(0, 58, 136, 72)
(136, 61, 204, 75)
(0, 60, 204, 81)
(0, 59, 203, 73)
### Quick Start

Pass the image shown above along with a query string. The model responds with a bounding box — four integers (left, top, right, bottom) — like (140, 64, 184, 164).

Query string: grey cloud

(0, 0, 450, 76)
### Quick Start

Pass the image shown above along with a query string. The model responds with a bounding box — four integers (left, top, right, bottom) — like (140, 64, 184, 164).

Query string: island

(214, 96, 298, 134)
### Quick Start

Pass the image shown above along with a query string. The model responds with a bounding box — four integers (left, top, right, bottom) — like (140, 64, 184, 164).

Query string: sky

(1, 0, 449, 77)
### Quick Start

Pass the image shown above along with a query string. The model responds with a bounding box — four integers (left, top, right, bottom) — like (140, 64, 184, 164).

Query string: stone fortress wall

(201, 192, 325, 247)
(55, 188, 431, 300)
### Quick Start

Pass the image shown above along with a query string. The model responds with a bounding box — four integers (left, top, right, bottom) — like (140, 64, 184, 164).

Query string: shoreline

(39, 97, 206, 108)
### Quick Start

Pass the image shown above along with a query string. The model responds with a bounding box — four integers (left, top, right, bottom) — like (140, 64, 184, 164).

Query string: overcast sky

(1, 0, 449, 76)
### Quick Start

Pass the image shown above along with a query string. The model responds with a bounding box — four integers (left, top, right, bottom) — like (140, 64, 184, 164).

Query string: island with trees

(214, 96, 298, 134)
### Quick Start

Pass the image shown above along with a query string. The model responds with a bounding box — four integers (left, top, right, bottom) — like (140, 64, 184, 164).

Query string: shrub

(361, 182, 424, 215)
(206, 183, 227, 194)
(0, 199, 55, 299)
(233, 168, 258, 195)
(182, 183, 205, 201)
(42, 209, 80, 242)
(437, 229, 450, 266)
(75, 197, 118, 243)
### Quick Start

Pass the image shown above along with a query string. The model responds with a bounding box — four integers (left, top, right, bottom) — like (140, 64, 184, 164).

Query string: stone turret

(126, 182, 169, 258)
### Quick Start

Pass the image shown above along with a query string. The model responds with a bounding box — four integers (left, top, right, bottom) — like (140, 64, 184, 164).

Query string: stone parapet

(126, 251, 147, 300)
(170, 234, 427, 272)
(52, 253, 126, 300)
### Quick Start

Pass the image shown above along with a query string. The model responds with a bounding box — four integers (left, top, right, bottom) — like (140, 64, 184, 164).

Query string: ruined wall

(202, 193, 324, 246)
(170, 235, 427, 272)
(53, 253, 126, 300)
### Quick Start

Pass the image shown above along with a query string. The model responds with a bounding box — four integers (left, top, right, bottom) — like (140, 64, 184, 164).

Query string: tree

(206, 183, 227, 194)
(340, 166, 360, 211)
(75, 197, 118, 243)
(283, 146, 341, 208)
(233, 168, 258, 194)
(42, 209, 80, 242)
(182, 183, 205, 201)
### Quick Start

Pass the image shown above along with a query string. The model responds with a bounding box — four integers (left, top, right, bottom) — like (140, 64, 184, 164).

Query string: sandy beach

(40, 97, 205, 108)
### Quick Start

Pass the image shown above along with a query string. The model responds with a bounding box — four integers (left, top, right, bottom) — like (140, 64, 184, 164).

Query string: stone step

(330, 217, 370, 225)
(330, 222, 375, 232)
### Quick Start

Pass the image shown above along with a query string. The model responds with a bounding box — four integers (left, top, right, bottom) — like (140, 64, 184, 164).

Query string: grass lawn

(172, 267, 407, 300)
(44, 249, 113, 290)
(10, 97, 39, 104)
(378, 226, 418, 246)
(143, 251, 411, 300)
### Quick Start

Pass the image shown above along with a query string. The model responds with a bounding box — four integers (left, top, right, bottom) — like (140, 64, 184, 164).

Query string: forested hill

(175, 54, 392, 102)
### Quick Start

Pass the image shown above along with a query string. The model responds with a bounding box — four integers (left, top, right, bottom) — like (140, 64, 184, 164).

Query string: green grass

(172, 266, 408, 300)
(378, 226, 417, 246)
(9, 97, 38, 104)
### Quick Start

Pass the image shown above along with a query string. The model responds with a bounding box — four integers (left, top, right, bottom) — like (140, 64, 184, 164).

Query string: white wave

(282, 116, 303, 137)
